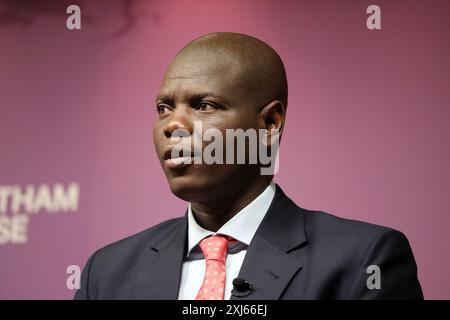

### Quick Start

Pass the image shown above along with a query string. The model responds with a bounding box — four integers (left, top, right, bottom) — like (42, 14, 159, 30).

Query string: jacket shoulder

(304, 209, 398, 239)
(301, 208, 411, 261)
(293, 208, 422, 299)
(90, 216, 184, 264)
(74, 216, 185, 299)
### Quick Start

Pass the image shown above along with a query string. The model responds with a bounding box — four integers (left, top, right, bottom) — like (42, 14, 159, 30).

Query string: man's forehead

(158, 57, 243, 99)
(165, 53, 240, 80)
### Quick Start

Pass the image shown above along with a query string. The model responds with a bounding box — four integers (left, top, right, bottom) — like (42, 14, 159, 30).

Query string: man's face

(153, 52, 261, 202)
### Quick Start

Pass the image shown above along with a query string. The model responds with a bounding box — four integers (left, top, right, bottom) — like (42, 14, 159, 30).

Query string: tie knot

(199, 235, 230, 262)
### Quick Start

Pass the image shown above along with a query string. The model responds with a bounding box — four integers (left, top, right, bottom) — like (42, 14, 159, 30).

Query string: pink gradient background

(0, 0, 449, 299)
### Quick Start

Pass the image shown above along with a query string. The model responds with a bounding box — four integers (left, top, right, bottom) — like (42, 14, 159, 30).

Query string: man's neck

(190, 178, 272, 232)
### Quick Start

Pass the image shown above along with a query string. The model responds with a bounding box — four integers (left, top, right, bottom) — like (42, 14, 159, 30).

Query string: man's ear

(258, 100, 286, 137)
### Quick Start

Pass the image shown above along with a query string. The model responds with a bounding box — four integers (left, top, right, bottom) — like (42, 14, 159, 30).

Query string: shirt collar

(186, 181, 276, 256)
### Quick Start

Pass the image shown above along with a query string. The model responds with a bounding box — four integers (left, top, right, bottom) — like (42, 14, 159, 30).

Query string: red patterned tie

(195, 235, 230, 300)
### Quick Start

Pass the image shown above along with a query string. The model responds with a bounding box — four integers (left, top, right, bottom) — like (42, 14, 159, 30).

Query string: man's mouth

(163, 147, 198, 169)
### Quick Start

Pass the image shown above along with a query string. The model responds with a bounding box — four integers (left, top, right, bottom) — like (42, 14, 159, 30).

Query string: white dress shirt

(177, 182, 276, 300)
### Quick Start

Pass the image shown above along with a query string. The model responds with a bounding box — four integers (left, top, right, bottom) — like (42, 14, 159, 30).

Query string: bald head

(166, 32, 288, 110)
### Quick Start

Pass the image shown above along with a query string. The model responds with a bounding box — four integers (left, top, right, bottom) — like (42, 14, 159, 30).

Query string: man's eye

(196, 102, 216, 111)
(157, 105, 170, 115)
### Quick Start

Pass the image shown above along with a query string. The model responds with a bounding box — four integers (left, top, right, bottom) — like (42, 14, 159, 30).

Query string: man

(74, 32, 423, 300)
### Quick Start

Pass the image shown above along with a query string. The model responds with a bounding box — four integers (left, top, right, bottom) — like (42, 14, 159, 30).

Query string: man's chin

(167, 176, 212, 202)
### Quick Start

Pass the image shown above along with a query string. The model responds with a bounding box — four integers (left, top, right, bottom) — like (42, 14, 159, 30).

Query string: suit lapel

(231, 185, 308, 300)
(133, 213, 188, 299)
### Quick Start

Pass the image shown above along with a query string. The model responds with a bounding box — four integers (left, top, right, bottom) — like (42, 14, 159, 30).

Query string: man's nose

(163, 105, 193, 139)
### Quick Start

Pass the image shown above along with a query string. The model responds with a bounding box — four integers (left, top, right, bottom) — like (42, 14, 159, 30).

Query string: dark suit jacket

(74, 185, 423, 300)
